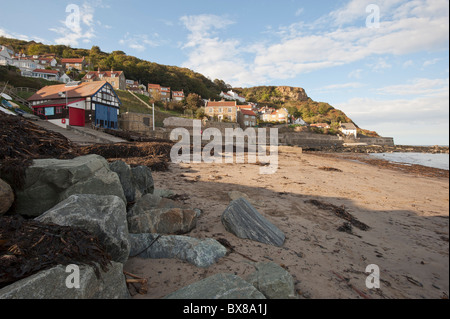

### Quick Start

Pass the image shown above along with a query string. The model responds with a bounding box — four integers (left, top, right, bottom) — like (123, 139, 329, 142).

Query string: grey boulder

(0, 178, 14, 215)
(246, 262, 297, 299)
(222, 198, 285, 247)
(0, 262, 130, 299)
(109, 161, 155, 203)
(164, 273, 266, 299)
(36, 194, 131, 264)
(128, 193, 199, 235)
(129, 234, 227, 268)
(10, 155, 126, 217)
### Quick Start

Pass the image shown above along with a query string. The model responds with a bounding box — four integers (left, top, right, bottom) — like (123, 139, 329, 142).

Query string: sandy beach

(124, 147, 449, 299)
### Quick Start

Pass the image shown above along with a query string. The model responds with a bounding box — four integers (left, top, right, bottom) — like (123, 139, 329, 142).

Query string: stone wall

(119, 112, 153, 134)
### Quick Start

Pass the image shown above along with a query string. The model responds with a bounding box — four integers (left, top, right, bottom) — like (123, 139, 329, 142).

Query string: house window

(209, 108, 213, 113)
(56, 107, 64, 114)
(218, 108, 222, 113)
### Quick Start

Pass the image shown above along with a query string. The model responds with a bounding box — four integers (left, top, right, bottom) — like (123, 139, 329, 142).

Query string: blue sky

(1, 0, 449, 145)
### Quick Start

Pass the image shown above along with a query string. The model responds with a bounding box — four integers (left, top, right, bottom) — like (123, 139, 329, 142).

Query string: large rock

(246, 262, 296, 299)
(221, 198, 285, 247)
(0, 178, 14, 215)
(36, 194, 130, 264)
(10, 155, 126, 217)
(128, 193, 199, 235)
(128, 208, 198, 235)
(109, 162, 154, 203)
(164, 273, 266, 299)
(129, 234, 227, 268)
(131, 166, 154, 199)
(0, 262, 130, 299)
(109, 161, 135, 203)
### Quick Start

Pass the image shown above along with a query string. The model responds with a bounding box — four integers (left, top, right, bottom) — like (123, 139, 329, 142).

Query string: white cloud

(323, 82, 365, 90)
(376, 77, 449, 96)
(423, 58, 442, 67)
(119, 33, 162, 52)
(180, 0, 449, 88)
(50, 1, 106, 47)
(338, 77, 449, 144)
(295, 8, 304, 17)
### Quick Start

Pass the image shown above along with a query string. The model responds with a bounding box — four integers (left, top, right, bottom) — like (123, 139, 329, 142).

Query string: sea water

(369, 152, 449, 170)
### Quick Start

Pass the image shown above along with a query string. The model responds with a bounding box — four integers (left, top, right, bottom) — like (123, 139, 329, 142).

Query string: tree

(185, 93, 202, 110)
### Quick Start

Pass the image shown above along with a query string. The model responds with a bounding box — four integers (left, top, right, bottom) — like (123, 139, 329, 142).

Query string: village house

(339, 122, 358, 138)
(148, 84, 171, 102)
(172, 90, 185, 102)
(27, 81, 121, 130)
(82, 69, 126, 90)
(59, 73, 72, 84)
(0, 45, 13, 66)
(36, 56, 58, 68)
(310, 123, 330, 129)
(61, 57, 86, 71)
(30, 69, 60, 81)
(220, 90, 246, 103)
(238, 109, 258, 128)
(260, 107, 289, 123)
(10, 57, 44, 77)
(205, 101, 239, 122)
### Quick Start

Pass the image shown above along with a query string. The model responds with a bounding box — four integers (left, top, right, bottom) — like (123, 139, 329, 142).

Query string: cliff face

(276, 86, 309, 102)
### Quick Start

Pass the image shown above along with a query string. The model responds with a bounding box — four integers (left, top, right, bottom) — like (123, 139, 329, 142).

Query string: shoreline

(308, 152, 449, 179)
(302, 144, 449, 154)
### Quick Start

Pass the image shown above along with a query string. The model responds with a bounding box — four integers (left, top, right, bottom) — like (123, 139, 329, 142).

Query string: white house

(220, 90, 246, 103)
(59, 73, 72, 84)
(0, 45, 13, 66)
(339, 123, 358, 138)
(30, 69, 60, 81)
(10, 57, 44, 76)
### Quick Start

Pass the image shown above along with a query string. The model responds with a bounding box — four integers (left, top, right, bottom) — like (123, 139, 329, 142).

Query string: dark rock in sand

(222, 198, 285, 247)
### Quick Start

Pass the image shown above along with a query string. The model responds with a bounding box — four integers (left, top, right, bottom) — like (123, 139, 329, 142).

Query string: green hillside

(0, 37, 225, 99)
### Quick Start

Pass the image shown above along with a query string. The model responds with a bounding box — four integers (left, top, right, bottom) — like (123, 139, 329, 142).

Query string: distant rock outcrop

(276, 86, 309, 102)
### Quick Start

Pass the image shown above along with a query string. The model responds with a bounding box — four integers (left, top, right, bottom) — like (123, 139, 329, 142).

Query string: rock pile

(0, 149, 293, 299)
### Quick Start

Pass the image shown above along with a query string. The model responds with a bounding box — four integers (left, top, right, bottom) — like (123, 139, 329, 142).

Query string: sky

(1, 0, 449, 145)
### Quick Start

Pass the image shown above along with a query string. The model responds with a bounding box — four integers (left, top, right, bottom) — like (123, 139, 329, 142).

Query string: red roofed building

(61, 57, 86, 71)
(238, 109, 257, 127)
(205, 100, 239, 122)
(148, 84, 171, 102)
(28, 81, 121, 129)
(82, 69, 126, 90)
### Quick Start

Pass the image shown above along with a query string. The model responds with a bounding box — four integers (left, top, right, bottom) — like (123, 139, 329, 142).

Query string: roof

(206, 101, 237, 107)
(28, 81, 108, 102)
(33, 69, 59, 75)
(61, 57, 85, 63)
(311, 123, 330, 128)
(240, 109, 257, 117)
(148, 84, 161, 89)
(340, 123, 357, 130)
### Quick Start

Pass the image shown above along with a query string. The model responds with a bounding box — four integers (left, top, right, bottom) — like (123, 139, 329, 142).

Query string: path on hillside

(34, 120, 126, 146)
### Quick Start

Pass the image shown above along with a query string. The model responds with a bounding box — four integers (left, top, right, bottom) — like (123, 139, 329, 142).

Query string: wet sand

(124, 147, 449, 299)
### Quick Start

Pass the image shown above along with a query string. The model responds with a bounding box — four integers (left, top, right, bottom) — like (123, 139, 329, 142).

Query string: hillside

(1, 36, 379, 137)
(234, 86, 379, 137)
(0, 37, 225, 99)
